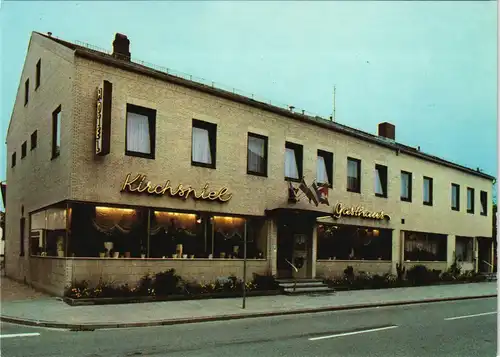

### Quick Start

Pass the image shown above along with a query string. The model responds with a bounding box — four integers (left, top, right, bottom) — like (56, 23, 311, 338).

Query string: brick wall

(316, 260, 393, 278)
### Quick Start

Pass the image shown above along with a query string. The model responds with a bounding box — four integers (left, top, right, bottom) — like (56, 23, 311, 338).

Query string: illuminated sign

(95, 80, 112, 156)
(120, 173, 233, 203)
(332, 202, 390, 221)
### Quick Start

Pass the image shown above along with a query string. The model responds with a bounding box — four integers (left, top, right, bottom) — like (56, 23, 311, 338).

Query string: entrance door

(477, 237, 493, 273)
(276, 215, 313, 279)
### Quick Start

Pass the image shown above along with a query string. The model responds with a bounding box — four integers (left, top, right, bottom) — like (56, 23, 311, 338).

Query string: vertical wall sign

(95, 80, 112, 156)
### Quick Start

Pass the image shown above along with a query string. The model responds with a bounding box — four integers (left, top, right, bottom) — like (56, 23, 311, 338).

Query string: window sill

(317, 182, 333, 189)
(480, 212, 487, 216)
(347, 188, 360, 194)
(247, 170, 268, 178)
(285, 177, 301, 183)
(192, 161, 216, 169)
(51, 153, 60, 161)
(423, 201, 433, 206)
(400, 197, 412, 202)
(375, 193, 387, 198)
(451, 207, 460, 211)
(125, 151, 155, 160)
(466, 210, 474, 214)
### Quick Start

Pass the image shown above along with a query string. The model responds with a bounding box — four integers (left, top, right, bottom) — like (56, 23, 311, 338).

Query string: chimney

(378, 122, 395, 140)
(112, 33, 131, 61)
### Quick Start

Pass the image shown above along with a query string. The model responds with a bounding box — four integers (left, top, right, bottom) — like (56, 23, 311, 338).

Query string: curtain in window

(192, 127, 212, 164)
(375, 169, 384, 195)
(401, 174, 409, 198)
(452, 189, 458, 207)
(248, 136, 265, 173)
(285, 148, 299, 179)
(93, 207, 138, 234)
(347, 160, 358, 189)
(423, 180, 430, 202)
(127, 112, 151, 154)
(317, 156, 329, 184)
(56, 112, 61, 148)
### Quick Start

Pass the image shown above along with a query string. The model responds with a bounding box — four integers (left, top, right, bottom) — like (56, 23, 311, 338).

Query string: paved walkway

(0, 276, 496, 329)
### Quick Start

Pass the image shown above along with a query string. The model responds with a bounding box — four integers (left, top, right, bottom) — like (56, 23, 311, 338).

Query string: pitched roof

(34, 32, 495, 181)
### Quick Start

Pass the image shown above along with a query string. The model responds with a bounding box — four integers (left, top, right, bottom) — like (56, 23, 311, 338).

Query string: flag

(299, 178, 319, 206)
(318, 183, 330, 206)
(312, 181, 329, 206)
(287, 182, 299, 203)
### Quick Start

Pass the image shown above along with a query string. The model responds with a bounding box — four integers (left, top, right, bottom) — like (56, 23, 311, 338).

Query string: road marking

(0, 332, 41, 339)
(444, 312, 497, 321)
(308, 325, 398, 341)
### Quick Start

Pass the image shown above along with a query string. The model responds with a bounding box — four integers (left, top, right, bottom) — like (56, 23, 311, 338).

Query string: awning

(265, 207, 331, 219)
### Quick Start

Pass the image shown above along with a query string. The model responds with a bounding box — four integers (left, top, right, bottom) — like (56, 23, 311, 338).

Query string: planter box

(63, 290, 282, 306)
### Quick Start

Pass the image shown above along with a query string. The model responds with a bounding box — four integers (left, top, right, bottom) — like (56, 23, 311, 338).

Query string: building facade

(4, 32, 495, 296)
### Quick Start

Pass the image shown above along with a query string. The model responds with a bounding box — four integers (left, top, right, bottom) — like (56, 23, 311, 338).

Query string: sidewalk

(0, 276, 497, 330)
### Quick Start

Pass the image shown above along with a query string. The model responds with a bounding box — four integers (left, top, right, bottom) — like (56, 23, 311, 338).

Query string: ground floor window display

(404, 231, 447, 261)
(316, 223, 392, 261)
(29, 202, 267, 260)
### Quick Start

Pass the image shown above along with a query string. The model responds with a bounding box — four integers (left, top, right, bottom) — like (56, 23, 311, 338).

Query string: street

(0, 297, 497, 357)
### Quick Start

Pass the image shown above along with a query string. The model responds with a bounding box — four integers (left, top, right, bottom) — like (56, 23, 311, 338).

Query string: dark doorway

(276, 213, 314, 279)
(477, 237, 493, 273)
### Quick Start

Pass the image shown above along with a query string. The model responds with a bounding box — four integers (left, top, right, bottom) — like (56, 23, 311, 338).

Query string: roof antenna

(331, 85, 336, 122)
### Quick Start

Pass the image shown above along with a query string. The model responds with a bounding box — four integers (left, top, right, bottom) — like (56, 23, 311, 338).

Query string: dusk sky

(0, 1, 497, 210)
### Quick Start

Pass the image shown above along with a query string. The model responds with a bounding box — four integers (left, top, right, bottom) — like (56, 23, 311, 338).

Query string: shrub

(252, 272, 278, 290)
(344, 266, 355, 279)
(406, 265, 437, 286)
(137, 273, 154, 295)
(153, 269, 183, 296)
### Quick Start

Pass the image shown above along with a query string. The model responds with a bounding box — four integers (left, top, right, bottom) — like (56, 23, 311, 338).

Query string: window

(451, 183, 460, 211)
(21, 141, 27, 159)
(455, 236, 473, 262)
(20, 217, 25, 257)
(24, 79, 29, 105)
(284, 142, 303, 181)
(400, 171, 412, 202)
(317, 150, 333, 186)
(125, 104, 157, 159)
(404, 232, 447, 261)
(191, 119, 217, 168)
(480, 191, 488, 216)
(423, 176, 433, 206)
(374, 164, 388, 197)
(51, 106, 62, 159)
(467, 187, 475, 214)
(35, 59, 41, 89)
(347, 158, 361, 192)
(247, 133, 268, 176)
(11, 152, 16, 168)
(30, 130, 37, 150)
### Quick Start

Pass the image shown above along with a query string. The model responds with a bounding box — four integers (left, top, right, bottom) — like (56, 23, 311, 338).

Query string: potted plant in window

(56, 236, 64, 257)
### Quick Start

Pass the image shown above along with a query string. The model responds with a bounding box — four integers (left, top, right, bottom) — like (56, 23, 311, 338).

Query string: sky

(0, 1, 497, 210)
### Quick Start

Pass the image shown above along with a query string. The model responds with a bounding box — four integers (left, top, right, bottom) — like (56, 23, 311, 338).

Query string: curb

(1, 294, 496, 330)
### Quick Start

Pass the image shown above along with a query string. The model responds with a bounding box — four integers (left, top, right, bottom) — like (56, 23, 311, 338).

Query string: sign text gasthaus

(332, 202, 391, 221)
(120, 173, 233, 203)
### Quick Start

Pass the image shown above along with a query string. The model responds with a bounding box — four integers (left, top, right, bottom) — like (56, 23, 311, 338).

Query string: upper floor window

(24, 79, 29, 105)
(451, 183, 460, 211)
(400, 171, 412, 202)
(347, 157, 361, 193)
(466, 187, 475, 214)
(247, 133, 268, 176)
(423, 176, 433, 206)
(51, 105, 61, 159)
(317, 150, 333, 186)
(480, 190, 488, 216)
(35, 59, 41, 89)
(11, 152, 16, 168)
(21, 141, 27, 159)
(284, 141, 303, 181)
(125, 104, 156, 159)
(31, 130, 37, 150)
(192, 119, 217, 169)
(374, 164, 388, 197)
